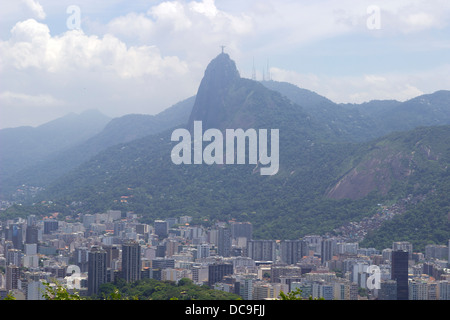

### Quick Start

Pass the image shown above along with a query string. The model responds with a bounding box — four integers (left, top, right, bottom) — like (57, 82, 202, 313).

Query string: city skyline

(1, 211, 449, 300)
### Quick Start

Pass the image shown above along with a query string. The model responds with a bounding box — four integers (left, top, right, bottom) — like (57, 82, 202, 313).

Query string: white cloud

(0, 17, 199, 128)
(106, 12, 155, 44)
(364, 75, 386, 84)
(1, 19, 188, 78)
(284, 0, 450, 39)
(1, 0, 449, 129)
(189, 0, 218, 17)
(403, 12, 435, 29)
(22, 0, 46, 20)
(149, 1, 192, 32)
(99, 0, 253, 62)
(373, 0, 450, 33)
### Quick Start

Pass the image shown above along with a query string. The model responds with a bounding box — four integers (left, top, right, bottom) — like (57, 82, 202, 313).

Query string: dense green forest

(2, 126, 448, 252)
(2, 278, 241, 300)
(94, 278, 241, 300)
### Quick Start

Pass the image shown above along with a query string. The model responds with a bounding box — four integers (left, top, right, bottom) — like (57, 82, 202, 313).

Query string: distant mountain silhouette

(0, 109, 111, 183)
(0, 97, 194, 197)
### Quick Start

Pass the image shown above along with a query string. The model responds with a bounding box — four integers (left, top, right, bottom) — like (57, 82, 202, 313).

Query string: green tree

(3, 292, 16, 300)
(279, 288, 303, 300)
(42, 281, 82, 300)
(279, 288, 325, 300)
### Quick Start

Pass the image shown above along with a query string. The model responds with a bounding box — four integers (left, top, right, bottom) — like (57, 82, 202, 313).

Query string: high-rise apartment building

(196, 243, 211, 260)
(43, 219, 58, 235)
(438, 280, 450, 300)
(321, 239, 335, 264)
(425, 244, 448, 260)
(6, 224, 23, 250)
(392, 250, 409, 300)
(102, 245, 120, 269)
(408, 279, 428, 300)
(122, 241, 141, 282)
(231, 222, 253, 240)
(192, 265, 209, 284)
(87, 246, 107, 296)
(217, 227, 231, 257)
(271, 265, 303, 283)
(6, 265, 20, 291)
(151, 257, 175, 270)
(73, 247, 89, 273)
(379, 280, 397, 300)
(280, 240, 308, 265)
(247, 240, 276, 262)
(208, 263, 233, 287)
(253, 282, 287, 300)
(154, 220, 168, 239)
(25, 225, 39, 245)
(393, 241, 413, 260)
(6, 249, 22, 267)
(303, 235, 322, 255)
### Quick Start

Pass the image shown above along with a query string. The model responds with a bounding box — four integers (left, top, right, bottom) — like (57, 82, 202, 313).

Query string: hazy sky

(1, 0, 449, 129)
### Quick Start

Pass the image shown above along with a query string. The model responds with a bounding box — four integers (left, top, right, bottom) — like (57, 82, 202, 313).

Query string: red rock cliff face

(326, 147, 415, 200)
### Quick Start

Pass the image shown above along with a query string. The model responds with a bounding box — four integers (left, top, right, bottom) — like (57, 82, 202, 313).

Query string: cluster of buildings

(333, 198, 420, 243)
(0, 210, 449, 300)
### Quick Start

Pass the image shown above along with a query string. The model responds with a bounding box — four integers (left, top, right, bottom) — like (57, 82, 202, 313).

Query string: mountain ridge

(1, 53, 449, 250)
(0, 97, 195, 198)
(0, 109, 111, 184)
